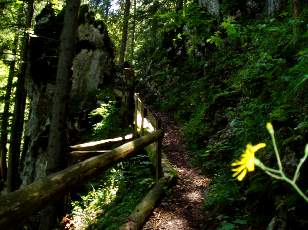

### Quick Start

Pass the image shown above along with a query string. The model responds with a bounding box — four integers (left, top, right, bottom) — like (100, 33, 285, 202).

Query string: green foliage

(69, 93, 155, 229)
(90, 100, 121, 139)
(204, 172, 250, 229)
(69, 153, 155, 229)
(221, 16, 238, 38)
(183, 103, 207, 149)
(133, 2, 308, 228)
(217, 218, 248, 230)
(217, 222, 235, 230)
(204, 173, 239, 210)
(206, 31, 223, 47)
(70, 167, 123, 228)
(207, 16, 238, 47)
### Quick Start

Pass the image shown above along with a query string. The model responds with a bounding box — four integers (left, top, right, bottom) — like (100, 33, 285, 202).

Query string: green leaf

(233, 219, 247, 225)
(218, 223, 235, 230)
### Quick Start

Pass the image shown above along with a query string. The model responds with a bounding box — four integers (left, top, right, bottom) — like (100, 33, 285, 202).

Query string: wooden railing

(0, 131, 163, 227)
(0, 92, 171, 229)
(133, 93, 163, 180)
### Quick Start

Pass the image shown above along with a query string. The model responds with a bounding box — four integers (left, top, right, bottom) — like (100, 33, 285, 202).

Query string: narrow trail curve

(143, 112, 210, 230)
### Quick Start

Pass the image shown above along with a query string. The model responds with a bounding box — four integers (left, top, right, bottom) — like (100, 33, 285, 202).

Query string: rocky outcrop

(21, 4, 114, 186)
(198, 0, 219, 15)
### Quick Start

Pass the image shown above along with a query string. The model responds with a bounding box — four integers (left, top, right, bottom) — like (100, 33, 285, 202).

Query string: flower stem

(264, 171, 283, 180)
(254, 158, 280, 174)
(270, 132, 283, 173)
(293, 148, 308, 182)
(283, 175, 308, 203)
(256, 157, 308, 203)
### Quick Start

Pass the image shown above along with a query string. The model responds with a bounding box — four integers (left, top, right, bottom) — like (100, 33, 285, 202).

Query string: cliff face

(21, 5, 115, 186)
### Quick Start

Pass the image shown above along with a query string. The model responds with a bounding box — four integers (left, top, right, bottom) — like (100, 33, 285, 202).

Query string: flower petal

(237, 169, 247, 181)
(232, 171, 240, 177)
(231, 161, 242, 166)
(232, 164, 245, 173)
(231, 142, 266, 181)
(252, 143, 266, 152)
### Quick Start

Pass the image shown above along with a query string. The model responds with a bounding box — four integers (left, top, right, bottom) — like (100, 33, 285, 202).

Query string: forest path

(143, 111, 210, 230)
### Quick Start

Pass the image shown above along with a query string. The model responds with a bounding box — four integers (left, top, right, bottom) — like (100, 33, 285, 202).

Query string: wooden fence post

(133, 93, 163, 180)
(133, 93, 138, 138)
(140, 102, 144, 136)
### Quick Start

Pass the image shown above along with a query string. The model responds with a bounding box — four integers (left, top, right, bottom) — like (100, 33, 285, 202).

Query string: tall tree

(7, 0, 34, 192)
(130, 0, 136, 60)
(0, 35, 18, 184)
(293, 0, 301, 17)
(292, 0, 302, 43)
(119, 0, 131, 64)
(39, 0, 81, 228)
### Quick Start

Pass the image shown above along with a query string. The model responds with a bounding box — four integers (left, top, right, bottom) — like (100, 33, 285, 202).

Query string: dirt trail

(143, 112, 210, 230)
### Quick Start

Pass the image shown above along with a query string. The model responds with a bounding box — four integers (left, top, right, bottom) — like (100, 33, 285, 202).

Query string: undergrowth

(68, 153, 155, 230)
(67, 92, 156, 229)
(135, 5, 308, 229)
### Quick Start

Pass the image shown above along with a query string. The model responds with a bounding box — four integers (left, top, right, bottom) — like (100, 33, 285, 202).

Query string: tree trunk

(292, 0, 301, 43)
(7, 0, 34, 192)
(119, 0, 131, 64)
(45, 0, 80, 176)
(39, 0, 81, 228)
(293, 0, 301, 17)
(0, 130, 163, 228)
(119, 64, 135, 126)
(0, 35, 18, 184)
(176, 0, 183, 11)
(267, 0, 280, 16)
(130, 0, 136, 60)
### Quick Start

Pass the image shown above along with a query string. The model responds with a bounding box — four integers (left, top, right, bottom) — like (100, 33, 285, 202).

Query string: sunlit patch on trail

(185, 190, 203, 203)
(143, 209, 190, 230)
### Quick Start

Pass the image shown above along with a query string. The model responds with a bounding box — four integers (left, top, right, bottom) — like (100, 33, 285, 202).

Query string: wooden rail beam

(69, 134, 133, 151)
(0, 130, 163, 228)
(119, 176, 172, 230)
(68, 150, 112, 158)
(119, 154, 177, 230)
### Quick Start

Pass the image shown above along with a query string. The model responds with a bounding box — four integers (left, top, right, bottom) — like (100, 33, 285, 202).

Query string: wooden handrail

(0, 130, 163, 227)
(68, 150, 112, 158)
(133, 93, 163, 180)
(69, 134, 133, 151)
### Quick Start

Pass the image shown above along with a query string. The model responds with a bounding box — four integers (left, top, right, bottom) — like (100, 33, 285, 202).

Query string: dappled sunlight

(136, 112, 155, 133)
(144, 208, 190, 229)
(68, 168, 122, 230)
(175, 166, 210, 205)
(71, 133, 133, 149)
(143, 118, 155, 133)
(143, 111, 211, 229)
(0, 61, 9, 88)
(185, 190, 203, 203)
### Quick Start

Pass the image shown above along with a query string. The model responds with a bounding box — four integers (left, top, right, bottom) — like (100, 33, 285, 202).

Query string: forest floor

(143, 111, 210, 230)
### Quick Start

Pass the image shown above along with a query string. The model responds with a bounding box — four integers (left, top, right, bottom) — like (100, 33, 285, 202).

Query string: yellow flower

(231, 143, 266, 181)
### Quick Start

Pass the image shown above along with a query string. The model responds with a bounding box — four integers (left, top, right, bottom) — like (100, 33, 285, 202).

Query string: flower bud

(266, 122, 274, 135)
